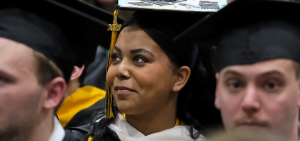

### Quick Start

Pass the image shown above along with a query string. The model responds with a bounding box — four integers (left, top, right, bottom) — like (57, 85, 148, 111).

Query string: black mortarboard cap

(173, 0, 300, 71)
(0, 0, 125, 82)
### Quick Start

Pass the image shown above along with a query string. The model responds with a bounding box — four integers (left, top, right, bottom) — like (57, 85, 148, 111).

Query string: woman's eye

(111, 54, 121, 62)
(133, 56, 147, 63)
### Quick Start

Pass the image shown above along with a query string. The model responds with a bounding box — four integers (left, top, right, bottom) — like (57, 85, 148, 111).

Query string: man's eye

(264, 81, 279, 91)
(0, 77, 7, 83)
(266, 82, 276, 89)
(226, 79, 244, 92)
(229, 82, 241, 89)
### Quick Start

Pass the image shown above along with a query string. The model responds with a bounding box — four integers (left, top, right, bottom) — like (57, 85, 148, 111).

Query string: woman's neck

(126, 94, 178, 136)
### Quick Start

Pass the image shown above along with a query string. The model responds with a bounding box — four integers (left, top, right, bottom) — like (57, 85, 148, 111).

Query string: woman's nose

(116, 60, 130, 80)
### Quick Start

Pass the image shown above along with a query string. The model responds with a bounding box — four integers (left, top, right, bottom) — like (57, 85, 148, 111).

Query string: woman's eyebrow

(130, 48, 154, 56)
(114, 46, 121, 53)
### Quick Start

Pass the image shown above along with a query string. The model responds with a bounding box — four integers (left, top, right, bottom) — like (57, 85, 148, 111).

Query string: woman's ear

(172, 66, 191, 92)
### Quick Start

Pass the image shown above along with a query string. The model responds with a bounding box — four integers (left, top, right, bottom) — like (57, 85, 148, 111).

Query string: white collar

(108, 113, 205, 141)
(48, 116, 65, 141)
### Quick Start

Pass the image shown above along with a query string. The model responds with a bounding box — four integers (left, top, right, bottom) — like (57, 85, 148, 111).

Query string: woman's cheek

(106, 66, 116, 87)
(136, 66, 167, 95)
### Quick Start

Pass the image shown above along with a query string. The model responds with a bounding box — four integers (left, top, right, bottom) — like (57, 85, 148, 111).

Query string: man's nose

(241, 86, 261, 116)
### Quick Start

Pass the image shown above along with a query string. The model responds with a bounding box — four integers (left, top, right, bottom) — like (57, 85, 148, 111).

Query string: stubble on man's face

(0, 38, 45, 141)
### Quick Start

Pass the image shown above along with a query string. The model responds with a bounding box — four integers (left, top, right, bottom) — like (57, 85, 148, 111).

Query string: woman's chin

(117, 103, 134, 114)
(115, 97, 143, 115)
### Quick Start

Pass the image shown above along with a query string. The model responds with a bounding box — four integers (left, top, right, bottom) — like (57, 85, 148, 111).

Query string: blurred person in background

(57, 50, 107, 129)
(84, 46, 108, 90)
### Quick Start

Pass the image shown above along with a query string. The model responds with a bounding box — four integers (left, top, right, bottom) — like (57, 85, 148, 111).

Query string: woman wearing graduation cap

(77, 9, 223, 141)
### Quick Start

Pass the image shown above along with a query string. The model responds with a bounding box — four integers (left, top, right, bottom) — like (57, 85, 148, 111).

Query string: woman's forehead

(116, 27, 162, 53)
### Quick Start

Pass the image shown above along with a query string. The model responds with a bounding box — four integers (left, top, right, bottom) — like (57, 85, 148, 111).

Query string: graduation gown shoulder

(57, 86, 106, 128)
(63, 122, 121, 141)
(63, 124, 90, 141)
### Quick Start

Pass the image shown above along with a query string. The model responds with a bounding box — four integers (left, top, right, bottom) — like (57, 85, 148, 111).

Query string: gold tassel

(105, 9, 122, 119)
(121, 113, 126, 120)
(87, 136, 94, 141)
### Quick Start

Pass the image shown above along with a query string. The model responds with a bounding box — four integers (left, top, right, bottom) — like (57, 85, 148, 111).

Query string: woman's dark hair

(87, 11, 223, 141)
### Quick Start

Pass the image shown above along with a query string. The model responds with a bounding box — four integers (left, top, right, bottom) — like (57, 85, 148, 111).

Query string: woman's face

(106, 26, 178, 115)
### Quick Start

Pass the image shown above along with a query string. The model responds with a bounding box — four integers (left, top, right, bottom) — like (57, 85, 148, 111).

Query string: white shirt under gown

(48, 117, 65, 141)
(108, 113, 206, 141)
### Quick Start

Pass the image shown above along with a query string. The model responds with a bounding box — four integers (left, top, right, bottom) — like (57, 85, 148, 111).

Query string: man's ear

(215, 73, 221, 109)
(70, 65, 85, 81)
(172, 66, 191, 92)
(43, 77, 67, 109)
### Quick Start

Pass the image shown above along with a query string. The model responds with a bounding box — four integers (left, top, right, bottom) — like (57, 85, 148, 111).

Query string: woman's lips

(116, 89, 132, 95)
(114, 86, 136, 95)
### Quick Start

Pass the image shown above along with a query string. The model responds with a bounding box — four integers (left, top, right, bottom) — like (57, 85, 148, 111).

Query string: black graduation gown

(63, 122, 121, 141)
(63, 98, 105, 129)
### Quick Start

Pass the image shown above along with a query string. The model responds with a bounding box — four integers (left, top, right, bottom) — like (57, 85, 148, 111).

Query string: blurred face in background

(215, 59, 300, 139)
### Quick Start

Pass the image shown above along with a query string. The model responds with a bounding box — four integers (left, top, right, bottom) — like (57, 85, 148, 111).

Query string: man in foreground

(0, 1, 113, 140)
(174, 0, 300, 140)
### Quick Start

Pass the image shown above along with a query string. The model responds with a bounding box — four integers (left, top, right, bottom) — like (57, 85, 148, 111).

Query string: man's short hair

(32, 50, 63, 86)
(32, 50, 64, 112)
(292, 61, 300, 80)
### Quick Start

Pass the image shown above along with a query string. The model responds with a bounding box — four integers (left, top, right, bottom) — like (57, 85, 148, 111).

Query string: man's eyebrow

(130, 48, 154, 56)
(223, 70, 243, 77)
(259, 70, 285, 78)
(114, 46, 121, 52)
(0, 70, 16, 81)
